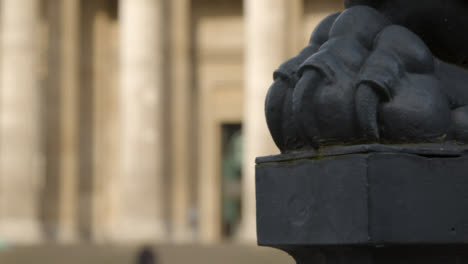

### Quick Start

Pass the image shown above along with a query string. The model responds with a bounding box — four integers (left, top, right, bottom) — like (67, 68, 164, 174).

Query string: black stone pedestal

(256, 146, 468, 263)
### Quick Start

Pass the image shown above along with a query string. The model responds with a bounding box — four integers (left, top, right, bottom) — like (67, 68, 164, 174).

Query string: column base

(0, 219, 43, 244)
(56, 226, 78, 243)
(108, 219, 166, 243)
(171, 224, 198, 243)
(237, 222, 257, 244)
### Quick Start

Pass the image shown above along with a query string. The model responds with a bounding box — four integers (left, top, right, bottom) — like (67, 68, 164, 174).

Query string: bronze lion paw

(266, 6, 468, 152)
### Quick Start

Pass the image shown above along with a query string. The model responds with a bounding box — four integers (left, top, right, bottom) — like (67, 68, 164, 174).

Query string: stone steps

(0, 244, 293, 264)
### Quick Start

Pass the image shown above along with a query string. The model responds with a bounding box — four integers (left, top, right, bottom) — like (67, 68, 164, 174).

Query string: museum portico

(0, 0, 342, 244)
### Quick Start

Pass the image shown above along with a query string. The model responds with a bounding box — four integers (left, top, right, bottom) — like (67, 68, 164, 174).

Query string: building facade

(0, 0, 342, 244)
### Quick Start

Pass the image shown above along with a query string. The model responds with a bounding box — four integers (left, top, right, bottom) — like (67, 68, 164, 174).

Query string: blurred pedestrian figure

(136, 246, 156, 264)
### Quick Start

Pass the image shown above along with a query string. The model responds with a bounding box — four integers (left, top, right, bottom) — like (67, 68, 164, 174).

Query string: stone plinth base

(256, 146, 468, 263)
(277, 246, 468, 263)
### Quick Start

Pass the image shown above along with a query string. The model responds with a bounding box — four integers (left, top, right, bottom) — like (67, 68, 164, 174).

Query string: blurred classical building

(0, 0, 341, 244)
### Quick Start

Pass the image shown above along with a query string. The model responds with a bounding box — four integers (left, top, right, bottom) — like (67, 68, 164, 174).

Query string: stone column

(170, 0, 192, 242)
(287, 0, 304, 54)
(241, 0, 289, 242)
(57, 0, 80, 242)
(92, 0, 120, 242)
(42, 0, 80, 242)
(0, 0, 43, 242)
(116, 0, 166, 242)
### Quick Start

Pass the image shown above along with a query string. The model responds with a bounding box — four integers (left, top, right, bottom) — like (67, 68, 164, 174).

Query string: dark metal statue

(257, 2, 468, 263)
(266, 0, 468, 152)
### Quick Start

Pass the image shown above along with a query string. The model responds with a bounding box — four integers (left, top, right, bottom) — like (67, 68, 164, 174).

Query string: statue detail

(266, 2, 468, 152)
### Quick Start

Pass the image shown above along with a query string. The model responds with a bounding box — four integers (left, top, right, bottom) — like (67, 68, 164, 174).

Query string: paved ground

(0, 244, 294, 264)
